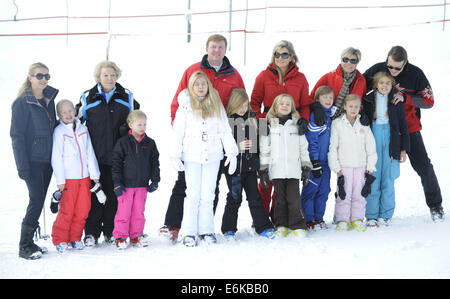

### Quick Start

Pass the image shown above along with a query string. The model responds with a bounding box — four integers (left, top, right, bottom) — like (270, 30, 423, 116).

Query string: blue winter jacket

(362, 90, 410, 160)
(10, 86, 59, 176)
(306, 105, 333, 163)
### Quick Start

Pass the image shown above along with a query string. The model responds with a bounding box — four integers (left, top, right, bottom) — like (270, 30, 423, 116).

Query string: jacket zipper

(73, 127, 84, 178)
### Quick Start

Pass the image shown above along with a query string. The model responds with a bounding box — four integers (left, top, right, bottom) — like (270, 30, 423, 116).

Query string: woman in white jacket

(259, 94, 312, 237)
(328, 94, 377, 232)
(171, 71, 238, 247)
(51, 99, 100, 253)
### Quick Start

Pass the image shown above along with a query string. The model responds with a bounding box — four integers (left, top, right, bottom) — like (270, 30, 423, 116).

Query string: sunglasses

(274, 52, 291, 59)
(342, 57, 358, 64)
(386, 64, 404, 71)
(32, 73, 51, 80)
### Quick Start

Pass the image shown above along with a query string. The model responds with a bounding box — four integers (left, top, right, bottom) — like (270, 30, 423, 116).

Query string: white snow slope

(0, 0, 449, 279)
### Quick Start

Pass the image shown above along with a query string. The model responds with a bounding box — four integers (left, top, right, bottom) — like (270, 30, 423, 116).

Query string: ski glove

(297, 118, 308, 135)
(301, 166, 311, 186)
(337, 175, 346, 200)
(311, 160, 323, 178)
(224, 155, 237, 175)
(148, 181, 159, 193)
(259, 169, 270, 189)
(113, 182, 126, 198)
(310, 102, 327, 126)
(90, 182, 107, 204)
(170, 158, 185, 172)
(359, 113, 370, 126)
(361, 173, 376, 197)
(50, 190, 62, 214)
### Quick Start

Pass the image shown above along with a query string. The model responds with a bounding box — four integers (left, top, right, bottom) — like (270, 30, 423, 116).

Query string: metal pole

(187, 0, 191, 43)
(244, 0, 248, 65)
(229, 0, 232, 51)
(444, 0, 447, 31)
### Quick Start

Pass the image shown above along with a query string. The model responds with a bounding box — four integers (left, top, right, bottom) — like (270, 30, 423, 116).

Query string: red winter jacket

(170, 55, 245, 123)
(310, 65, 367, 103)
(250, 63, 313, 121)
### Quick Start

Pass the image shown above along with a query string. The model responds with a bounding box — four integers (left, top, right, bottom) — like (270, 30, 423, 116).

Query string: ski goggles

(32, 73, 51, 80)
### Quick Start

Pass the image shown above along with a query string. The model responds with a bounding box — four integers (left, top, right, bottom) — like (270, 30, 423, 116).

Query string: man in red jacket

(162, 34, 246, 241)
(363, 46, 444, 222)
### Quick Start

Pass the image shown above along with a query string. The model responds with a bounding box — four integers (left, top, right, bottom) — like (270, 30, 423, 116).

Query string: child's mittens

(361, 173, 376, 197)
(90, 182, 107, 204)
(258, 168, 270, 189)
(337, 175, 346, 200)
(113, 182, 126, 198)
(310, 102, 327, 126)
(297, 118, 308, 135)
(170, 158, 185, 172)
(224, 155, 237, 175)
(147, 181, 159, 193)
(50, 190, 62, 214)
(311, 160, 323, 178)
(301, 166, 311, 186)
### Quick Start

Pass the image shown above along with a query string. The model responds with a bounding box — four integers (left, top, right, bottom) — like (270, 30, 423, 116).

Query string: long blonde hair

(16, 62, 49, 99)
(372, 71, 395, 119)
(188, 71, 223, 119)
(226, 88, 257, 127)
(266, 93, 300, 122)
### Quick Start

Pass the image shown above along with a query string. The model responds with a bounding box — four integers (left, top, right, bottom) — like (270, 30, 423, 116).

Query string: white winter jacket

(51, 118, 100, 185)
(171, 90, 238, 164)
(328, 114, 377, 173)
(260, 116, 312, 180)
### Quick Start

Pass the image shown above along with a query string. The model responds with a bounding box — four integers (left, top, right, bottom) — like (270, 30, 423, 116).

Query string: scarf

(332, 67, 356, 120)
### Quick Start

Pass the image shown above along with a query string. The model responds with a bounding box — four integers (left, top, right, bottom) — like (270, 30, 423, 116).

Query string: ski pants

(335, 167, 366, 223)
(221, 171, 274, 234)
(181, 161, 221, 236)
(407, 131, 442, 209)
(366, 123, 399, 220)
(163, 159, 224, 229)
(272, 178, 307, 230)
(113, 187, 147, 240)
(301, 164, 331, 223)
(52, 177, 91, 245)
(84, 164, 117, 240)
(22, 162, 53, 229)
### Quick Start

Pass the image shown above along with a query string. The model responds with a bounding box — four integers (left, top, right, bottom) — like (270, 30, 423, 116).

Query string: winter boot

(306, 221, 316, 231)
(377, 218, 391, 227)
(316, 220, 328, 230)
(430, 206, 444, 222)
(182, 235, 197, 247)
(275, 226, 289, 237)
(70, 241, 84, 250)
(336, 221, 349, 231)
(351, 220, 366, 232)
(115, 238, 127, 250)
(200, 233, 217, 244)
(366, 219, 379, 228)
(223, 231, 237, 241)
(56, 242, 68, 254)
(83, 234, 97, 247)
(259, 228, 276, 239)
(19, 224, 42, 260)
(159, 225, 180, 243)
(130, 234, 150, 247)
(290, 229, 307, 238)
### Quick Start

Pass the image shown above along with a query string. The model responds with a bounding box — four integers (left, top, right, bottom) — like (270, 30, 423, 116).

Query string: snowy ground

(0, 0, 449, 280)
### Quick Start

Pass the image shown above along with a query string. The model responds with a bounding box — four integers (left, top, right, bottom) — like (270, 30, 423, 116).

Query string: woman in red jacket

(310, 47, 367, 125)
(250, 40, 313, 217)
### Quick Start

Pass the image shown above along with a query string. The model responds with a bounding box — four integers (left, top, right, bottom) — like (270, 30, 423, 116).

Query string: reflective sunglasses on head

(386, 64, 404, 71)
(342, 57, 358, 64)
(274, 52, 291, 59)
(32, 73, 51, 80)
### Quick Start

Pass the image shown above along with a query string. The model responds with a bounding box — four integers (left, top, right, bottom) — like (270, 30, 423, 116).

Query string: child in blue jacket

(362, 71, 410, 227)
(301, 86, 335, 230)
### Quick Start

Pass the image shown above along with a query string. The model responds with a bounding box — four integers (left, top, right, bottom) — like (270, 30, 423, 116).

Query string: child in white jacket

(171, 71, 238, 247)
(51, 99, 100, 253)
(328, 94, 377, 232)
(259, 94, 312, 238)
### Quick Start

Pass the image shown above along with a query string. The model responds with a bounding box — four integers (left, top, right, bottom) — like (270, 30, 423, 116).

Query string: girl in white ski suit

(259, 93, 312, 236)
(171, 71, 238, 246)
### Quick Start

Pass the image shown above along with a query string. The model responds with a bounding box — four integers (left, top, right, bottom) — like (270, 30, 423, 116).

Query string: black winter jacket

(362, 90, 410, 160)
(76, 83, 140, 166)
(228, 112, 260, 174)
(10, 86, 58, 177)
(112, 133, 160, 188)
